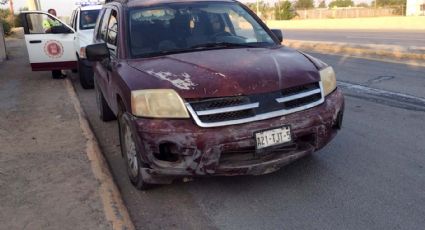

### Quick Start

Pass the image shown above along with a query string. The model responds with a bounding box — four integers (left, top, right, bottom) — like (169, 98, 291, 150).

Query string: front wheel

(78, 59, 94, 89)
(95, 80, 116, 122)
(118, 112, 152, 190)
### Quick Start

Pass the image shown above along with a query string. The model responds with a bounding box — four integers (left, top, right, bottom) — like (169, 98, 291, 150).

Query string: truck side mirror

(271, 29, 283, 43)
(86, 43, 109, 62)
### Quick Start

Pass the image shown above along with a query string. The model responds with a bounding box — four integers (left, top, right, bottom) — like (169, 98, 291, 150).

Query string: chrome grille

(190, 96, 251, 111)
(186, 82, 324, 128)
(197, 109, 256, 123)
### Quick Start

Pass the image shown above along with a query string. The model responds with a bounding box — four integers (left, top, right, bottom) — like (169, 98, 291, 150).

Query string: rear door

(21, 11, 77, 71)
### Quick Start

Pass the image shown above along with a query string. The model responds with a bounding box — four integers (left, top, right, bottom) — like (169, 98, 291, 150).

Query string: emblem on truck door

(44, 40, 64, 59)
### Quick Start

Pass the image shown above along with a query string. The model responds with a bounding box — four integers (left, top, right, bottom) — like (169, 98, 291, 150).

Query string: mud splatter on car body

(88, 0, 344, 186)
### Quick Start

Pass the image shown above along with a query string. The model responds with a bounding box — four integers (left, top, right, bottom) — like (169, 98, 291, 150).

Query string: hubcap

(123, 119, 139, 177)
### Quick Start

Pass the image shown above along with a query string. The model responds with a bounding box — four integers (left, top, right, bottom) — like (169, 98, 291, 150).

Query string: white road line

(338, 81, 425, 105)
(307, 51, 425, 67)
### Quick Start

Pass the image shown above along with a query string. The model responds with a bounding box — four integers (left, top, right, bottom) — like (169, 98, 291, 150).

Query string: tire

(118, 111, 152, 190)
(95, 81, 116, 122)
(78, 59, 94, 89)
(51, 70, 63, 79)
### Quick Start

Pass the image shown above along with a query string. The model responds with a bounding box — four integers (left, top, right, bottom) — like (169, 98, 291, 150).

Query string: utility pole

(27, 0, 41, 11)
(9, 0, 14, 15)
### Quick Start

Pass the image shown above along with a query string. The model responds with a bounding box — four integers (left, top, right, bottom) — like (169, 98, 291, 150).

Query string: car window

(99, 9, 111, 41)
(72, 11, 78, 30)
(128, 2, 275, 58)
(227, 11, 256, 42)
(25, 13, 66, 34)
(80, 10, 100, 30)
(105, 9, 118, 57)
(106, 10, 118, 46)
(70, 10, 76, 30)
(94, 8, 105, 39)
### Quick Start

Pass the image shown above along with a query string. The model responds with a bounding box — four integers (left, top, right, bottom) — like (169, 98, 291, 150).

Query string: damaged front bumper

(126, 89, 344, 182)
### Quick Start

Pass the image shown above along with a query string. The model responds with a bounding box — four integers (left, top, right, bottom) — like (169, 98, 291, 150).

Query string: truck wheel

(95, 81, 116, 122)
(78, 60, 94, 89)
(51, 70, 63, 79)
(118, 112, 152, 190)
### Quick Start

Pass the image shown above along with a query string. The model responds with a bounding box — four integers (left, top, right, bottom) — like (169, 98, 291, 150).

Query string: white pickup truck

(20, 5, 102, 89)
(70, 5, 102, 89)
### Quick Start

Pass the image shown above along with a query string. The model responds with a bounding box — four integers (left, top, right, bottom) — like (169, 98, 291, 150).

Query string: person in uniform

(44, 9, 67, 79)
(43, 9, 61, 33)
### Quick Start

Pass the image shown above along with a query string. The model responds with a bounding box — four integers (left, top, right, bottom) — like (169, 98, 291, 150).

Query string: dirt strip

(64, 79, 135, 230)
(266, 17, 425, 30)
(284, 39, 425, 65)
(0, 37, 110, 230)
(0, 32, 134, 230)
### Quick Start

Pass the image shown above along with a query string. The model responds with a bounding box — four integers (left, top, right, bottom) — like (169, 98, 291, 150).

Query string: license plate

(255, 126, 292, 149)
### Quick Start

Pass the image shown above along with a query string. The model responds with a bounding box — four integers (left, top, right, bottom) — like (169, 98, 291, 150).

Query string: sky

(2, 0, 93, 16)
(2, 0, 373, 17)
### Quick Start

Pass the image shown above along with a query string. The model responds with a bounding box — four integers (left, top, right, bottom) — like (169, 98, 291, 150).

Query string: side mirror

(271, 29, 283, 43)
(86, 43, 109, 62)
(51, 25, 73, 34)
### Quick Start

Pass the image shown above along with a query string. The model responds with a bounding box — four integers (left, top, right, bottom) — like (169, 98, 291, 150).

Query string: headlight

(80, 47, 86, 59)
(320, 66, 337, 96)
(131, 89, 190, 118)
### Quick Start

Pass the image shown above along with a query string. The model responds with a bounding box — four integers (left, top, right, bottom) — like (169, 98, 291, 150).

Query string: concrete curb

(64, 79, 135, 230)
(284, 39, 425, 62)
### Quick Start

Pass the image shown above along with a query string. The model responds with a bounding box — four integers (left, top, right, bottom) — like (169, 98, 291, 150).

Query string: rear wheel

(78, 59, 94, 89)
(95, 81, 116, 122)
(118, 112, 152, 190)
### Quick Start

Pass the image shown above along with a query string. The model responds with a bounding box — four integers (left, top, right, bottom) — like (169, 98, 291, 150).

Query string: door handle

(29, 40, 42, 44)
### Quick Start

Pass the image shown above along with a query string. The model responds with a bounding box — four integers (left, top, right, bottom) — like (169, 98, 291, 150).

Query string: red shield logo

(44, 40, 64, 59)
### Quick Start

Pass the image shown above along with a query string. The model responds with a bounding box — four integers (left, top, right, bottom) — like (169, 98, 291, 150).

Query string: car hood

(126, 47, 320, 99)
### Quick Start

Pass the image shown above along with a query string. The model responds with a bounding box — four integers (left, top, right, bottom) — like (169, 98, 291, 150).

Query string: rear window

(80, 10, 100, 30)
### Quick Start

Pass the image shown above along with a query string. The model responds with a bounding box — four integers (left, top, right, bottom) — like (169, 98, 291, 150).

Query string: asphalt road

(283, 30, 425, 47)
(71, 54, 425, 230)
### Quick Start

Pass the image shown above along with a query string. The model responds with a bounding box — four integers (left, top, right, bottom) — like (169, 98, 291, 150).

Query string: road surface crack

(366, 76, 395, 85)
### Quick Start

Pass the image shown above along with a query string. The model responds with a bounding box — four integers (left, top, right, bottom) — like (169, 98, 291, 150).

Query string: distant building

(406, 0, 425, 16)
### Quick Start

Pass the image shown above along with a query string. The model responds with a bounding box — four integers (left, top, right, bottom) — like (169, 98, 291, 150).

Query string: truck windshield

(128, 2, 276, 58)
(80, 10, 100, 30)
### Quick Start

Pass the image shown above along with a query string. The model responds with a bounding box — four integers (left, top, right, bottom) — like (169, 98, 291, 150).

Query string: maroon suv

(87, 0, 344, 189)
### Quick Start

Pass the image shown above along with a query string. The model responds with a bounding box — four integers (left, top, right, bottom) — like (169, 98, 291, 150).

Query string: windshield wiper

(133, 43, 262, 58)
(190, 42, 256, 49)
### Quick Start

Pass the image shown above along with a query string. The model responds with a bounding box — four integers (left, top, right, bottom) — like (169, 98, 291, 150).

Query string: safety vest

(43, 18, 61, 31)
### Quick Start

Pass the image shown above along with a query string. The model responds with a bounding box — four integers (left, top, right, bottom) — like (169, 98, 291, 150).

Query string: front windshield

(80, 10, 100, 30)
(128, 2, 276, 58)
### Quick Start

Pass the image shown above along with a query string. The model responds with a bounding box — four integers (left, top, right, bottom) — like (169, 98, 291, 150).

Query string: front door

(21, 11, 77, 71)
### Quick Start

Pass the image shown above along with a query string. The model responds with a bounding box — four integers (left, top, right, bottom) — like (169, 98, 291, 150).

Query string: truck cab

(69, 5, 102, 88)
(20, 4, 102, 89)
